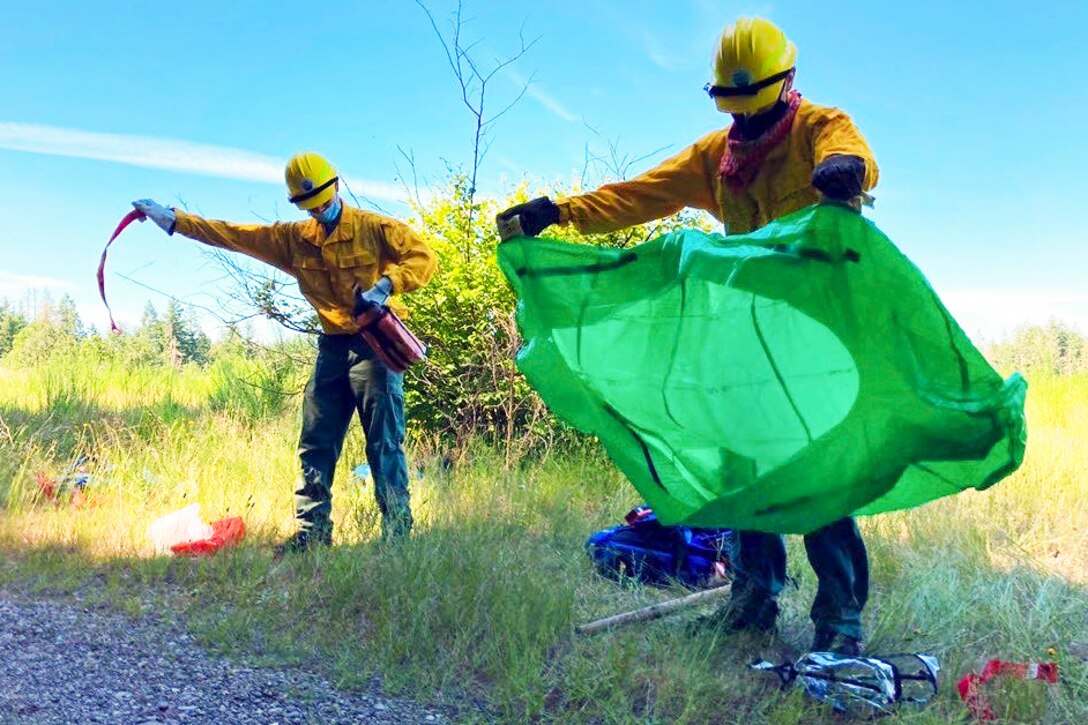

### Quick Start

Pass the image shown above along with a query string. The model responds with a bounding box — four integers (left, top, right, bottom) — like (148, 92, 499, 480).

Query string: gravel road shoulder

(0, 591, 453, 725)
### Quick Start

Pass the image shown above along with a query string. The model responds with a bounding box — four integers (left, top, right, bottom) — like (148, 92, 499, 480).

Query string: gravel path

(0, 592, 452, 725)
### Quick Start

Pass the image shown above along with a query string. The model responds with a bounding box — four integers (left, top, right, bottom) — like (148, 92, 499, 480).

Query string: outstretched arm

(133, 199, 297, 274)
(172, 210, 296, 274)
(558, 136, 721, 234)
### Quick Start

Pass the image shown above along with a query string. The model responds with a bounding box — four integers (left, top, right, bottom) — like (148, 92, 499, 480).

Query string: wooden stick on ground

(575, 583, 731, 636)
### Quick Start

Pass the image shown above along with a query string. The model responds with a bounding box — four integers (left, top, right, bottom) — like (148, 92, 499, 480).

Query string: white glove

(353, 277, 394, 316)
(132, 199, 177, 234)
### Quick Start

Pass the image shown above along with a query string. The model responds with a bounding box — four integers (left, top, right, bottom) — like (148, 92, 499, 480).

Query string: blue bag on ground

(585, 506, 732, 588)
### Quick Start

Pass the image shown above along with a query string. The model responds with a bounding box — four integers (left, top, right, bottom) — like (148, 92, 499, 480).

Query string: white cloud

(504, 72, 577, 123)
(0, 122, 415, 204)
(0, 270, 69, 296)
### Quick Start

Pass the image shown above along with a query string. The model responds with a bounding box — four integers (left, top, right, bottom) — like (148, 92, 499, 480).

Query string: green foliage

(162, 300, 211, 366)
(2, 297, 213, 371)
(0, 301, 28, 357)
(986, 320, 1087, 377)
(403, 173, 713, 454)
(3, 295, 84, 367)
(206, 335, 313, 422)
(402, 175, 529, 453)
(251, 277, 321, 335)
(116, 301, 211, 368)
(55, 293, 87, 339)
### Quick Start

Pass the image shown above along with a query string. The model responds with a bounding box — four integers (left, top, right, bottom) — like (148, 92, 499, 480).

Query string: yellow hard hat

(285, 152, 339, 210)
(706, 17, 797, 115)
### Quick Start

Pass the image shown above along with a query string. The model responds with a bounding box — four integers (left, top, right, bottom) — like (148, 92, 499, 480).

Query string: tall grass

(1, 359, 1085, 723)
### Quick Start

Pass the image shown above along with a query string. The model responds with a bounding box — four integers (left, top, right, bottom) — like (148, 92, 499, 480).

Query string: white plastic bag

(147, 503, 214, 554)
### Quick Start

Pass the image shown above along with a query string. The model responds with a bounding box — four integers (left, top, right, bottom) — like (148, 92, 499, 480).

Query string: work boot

(811, 630, 863, 657)
(380, 512, 412, 543)
(273, 527, 332, 558)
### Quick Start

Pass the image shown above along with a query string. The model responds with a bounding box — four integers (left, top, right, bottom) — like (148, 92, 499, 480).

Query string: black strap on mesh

(288, 176, 339, 204)
(704, 68, 793, 98)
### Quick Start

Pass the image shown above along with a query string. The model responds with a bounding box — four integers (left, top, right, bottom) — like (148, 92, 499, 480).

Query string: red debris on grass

(33, 472, 57, 501)
(170, 517, 247, 557)
(958, 659, 1059, 721)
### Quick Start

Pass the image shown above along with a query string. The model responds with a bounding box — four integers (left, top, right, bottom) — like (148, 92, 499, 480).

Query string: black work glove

(495, 196, 560, 240)
(811, 155, 865, 201)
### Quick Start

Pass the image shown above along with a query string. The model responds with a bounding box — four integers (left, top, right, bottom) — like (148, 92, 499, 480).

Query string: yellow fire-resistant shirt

(557, 99, 878, 236)
(174, 205, 437, 334)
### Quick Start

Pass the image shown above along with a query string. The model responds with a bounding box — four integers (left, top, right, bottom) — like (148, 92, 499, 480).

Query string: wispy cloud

(0, 122, 413, 204)
(493, 156, 525, 176)
(643, 30, 681, 71)
(505, 71, 577, 123)
(0, 270, 69, 296)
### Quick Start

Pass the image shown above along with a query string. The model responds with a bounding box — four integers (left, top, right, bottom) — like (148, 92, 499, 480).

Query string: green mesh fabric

(498, 204, 1026, 534)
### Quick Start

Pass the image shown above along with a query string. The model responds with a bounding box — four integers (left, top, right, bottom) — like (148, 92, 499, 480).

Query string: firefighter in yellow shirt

(135, 152, 436, 551)
(497, 18, 875, 655)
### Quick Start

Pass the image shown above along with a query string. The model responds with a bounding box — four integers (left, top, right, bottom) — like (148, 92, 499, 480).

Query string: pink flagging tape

(97, 209, 145, 334)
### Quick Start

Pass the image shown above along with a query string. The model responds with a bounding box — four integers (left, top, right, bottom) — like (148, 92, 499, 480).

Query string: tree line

(0, 295, 211, 369)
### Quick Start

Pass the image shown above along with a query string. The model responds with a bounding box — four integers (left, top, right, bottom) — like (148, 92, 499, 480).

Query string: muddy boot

(811, 630, 863, 657)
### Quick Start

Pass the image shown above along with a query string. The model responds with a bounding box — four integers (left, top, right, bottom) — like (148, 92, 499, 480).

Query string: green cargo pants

(730, 518, 869, 640)
(295, 333, 412, 541)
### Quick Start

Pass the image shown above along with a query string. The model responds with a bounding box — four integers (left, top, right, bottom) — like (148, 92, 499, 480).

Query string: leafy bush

(402, 174, 712, 458)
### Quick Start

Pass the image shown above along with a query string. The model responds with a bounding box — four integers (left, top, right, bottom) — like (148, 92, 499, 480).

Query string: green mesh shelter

(498, 204, 1026, 534)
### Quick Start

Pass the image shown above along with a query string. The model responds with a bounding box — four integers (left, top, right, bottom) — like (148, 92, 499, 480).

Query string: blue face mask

(312, 197, 342, 225)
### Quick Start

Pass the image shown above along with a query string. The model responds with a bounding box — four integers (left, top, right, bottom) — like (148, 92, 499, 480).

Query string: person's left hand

(353, 277, 393, 318)
(811, 155, 865, 202)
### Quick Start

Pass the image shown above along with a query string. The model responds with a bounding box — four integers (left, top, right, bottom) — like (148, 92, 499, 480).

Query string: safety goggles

(288, 176, 339, 205)
(704, 68, 793, 98)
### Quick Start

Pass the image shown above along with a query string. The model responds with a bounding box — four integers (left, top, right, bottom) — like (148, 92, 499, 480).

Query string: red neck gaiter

(719, 91, 802, 193)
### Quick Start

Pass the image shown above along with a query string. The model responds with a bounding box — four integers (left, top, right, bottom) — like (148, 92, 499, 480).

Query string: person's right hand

(811, 156, 865, 202)
(132, 199, 176, 234)
(495, 196, 560, 241)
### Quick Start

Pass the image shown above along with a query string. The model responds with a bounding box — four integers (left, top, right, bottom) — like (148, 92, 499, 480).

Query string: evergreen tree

(163, 300, 210, 366)
(56, 294, 87, 339)
(0, 302, 27, 358)
(122, 302, 167, 367)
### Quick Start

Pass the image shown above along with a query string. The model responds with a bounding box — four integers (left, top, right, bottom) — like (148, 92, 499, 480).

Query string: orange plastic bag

(170, 517, 246, 557)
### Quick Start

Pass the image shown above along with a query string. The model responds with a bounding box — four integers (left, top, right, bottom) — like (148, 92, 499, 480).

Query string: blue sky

(2, 0, 1085, 342)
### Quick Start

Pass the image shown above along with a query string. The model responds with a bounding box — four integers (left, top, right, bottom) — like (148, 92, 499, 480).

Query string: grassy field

(1, 359, 1085, 724)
